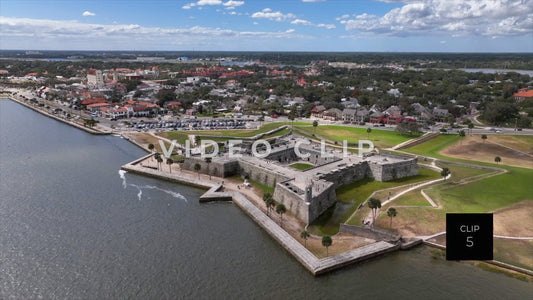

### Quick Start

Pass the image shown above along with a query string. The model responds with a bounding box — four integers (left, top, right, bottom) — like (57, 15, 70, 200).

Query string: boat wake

(118, 170, 188, 202)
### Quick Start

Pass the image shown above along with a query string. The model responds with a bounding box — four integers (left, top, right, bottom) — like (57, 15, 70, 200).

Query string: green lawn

(360, 134, 533, 234)
(295, 125, 419, 148)
(310, 167, 441, 235)
(402, 134, 461, 159)
(289, 162, 314, 170)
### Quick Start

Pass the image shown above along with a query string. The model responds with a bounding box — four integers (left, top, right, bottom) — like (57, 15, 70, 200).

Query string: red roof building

(513, 88, 533, 102)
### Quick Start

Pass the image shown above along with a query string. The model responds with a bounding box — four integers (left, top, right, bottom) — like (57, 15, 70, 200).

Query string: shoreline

(121, 157, 401, 276)
(1, 94, 109, 136)
(3, 95, 531, 278)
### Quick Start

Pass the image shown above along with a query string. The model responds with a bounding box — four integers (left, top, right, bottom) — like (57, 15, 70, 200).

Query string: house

(355, 107, 369, 123)
(369, 111, 385, 123)
(342, 108, 357, 122)
(513, 88, 533, 102)
(165, 101, 182, 110)
(433, 107, 451, 122)
(411, 103, 433, 122)
(322, 108, 342, 120)
(342, 98, 359, 109)
(310, 105, 326, 118)
(81, 97, 107, 106)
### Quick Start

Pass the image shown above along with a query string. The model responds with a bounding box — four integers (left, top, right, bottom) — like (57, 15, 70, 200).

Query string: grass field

(310, 167, 442, 235)
(441, 136, 533, 168)
(289, 162, 314, 170)
(373, 134, 533, 237)
(402, 134, 461, 159)
(295, 125, 419, 148)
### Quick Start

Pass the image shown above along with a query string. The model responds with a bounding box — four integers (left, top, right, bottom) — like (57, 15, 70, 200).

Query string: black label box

(446, 213, 493, 261)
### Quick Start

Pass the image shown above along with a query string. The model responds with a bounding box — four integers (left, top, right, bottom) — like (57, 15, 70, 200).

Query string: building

(513, 88, 533, 103)
(322, 108, 342, 120)
(87, 69, 104, 89)
(310, 105, 326, 118)
(181, 135, 418, 224)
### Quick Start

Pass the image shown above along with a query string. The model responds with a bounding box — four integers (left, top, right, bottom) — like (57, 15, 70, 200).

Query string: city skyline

(1, 0, 532, 52)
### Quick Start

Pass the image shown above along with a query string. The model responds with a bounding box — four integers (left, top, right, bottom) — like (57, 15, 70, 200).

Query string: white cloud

(343, 0, 533, 38)
(183, 0, 244, 9)
(317, 23, 336, 29)
(82, 11, 95, 17)
(251, 8, 296, 22)
(197, 0, 222, 5)
(223, 1, 244, 7)
(0, 16, 302, 50)
(291, 18, 336, 29)
(291, 19, 312, 26)
(336, 14, 350, 21)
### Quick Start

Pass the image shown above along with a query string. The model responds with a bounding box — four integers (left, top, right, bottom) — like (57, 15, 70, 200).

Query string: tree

(194, 163, 201, 178)
(387, 207, 397, 228)
(441, 167, 450, 180)
(300, 230, 310, 248)
(154, 152, 161, 169)
(156, 156, 163, 171)
(148, 143, 155, 152)
(481, 134, 487, 143)
(276, 203, 287, 226)
(322, 235, 332, 256)
(263, 192, 273, 213)
(266, 198, 275, 216)
(494, 156, 501, 164)
(367, 198, 382, 227)
(312, 120, 318, 134)
(458, 130, 465, 144)
(288, 112, 295, 129)
(166, 158, 173, 173)
(366, 127, 372, 139)
(468, 123, 474, 135)
(194, 135, 201, 147)
(205, 157, 212, 179)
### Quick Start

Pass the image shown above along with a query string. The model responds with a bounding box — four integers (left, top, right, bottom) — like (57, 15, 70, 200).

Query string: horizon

(1, 0, 532, 53)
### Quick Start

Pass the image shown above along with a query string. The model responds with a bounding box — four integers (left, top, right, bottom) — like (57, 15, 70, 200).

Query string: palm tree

(441, 167, 450, 181)
(322, 235, 332, 256)
(367, 198, 382, 227)
(387, 207, 397, 228)
(148, 143, 155, 152)
(300, 230, 310, 248)
(468, 123, 474, 135)
(194, 163, 201, 178)
(154, 152, 161, 165)
(156, 156, 163, 171)
(494, 156, 501, 164)
(481, 134, 487, 143)
(366, 127, 372, 139)
(276, 203, 287, 226)
(458, 130, 465, 144)
(166, 158, 173, 173)
(205, 157, 212, 179)
(263, 192, 272, 211)
(266, 198, 275, 216)
(312, 120, 318, 134)
(288, 113, 295, 129)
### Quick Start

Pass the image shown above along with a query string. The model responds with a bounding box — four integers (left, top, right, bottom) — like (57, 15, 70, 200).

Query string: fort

(181, 135, 419, 223)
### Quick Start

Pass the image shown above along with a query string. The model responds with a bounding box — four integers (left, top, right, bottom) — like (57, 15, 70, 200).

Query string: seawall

(121, 156, 401, 276)
(3, 96, 109, 135)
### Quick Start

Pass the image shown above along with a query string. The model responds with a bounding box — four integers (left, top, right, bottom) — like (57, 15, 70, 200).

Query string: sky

(1, 0, 532, 52)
